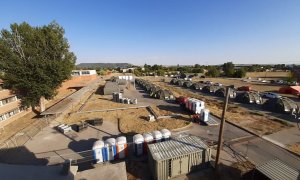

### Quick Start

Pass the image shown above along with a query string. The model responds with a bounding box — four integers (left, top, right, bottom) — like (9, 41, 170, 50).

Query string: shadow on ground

(0, 146, 49, 165)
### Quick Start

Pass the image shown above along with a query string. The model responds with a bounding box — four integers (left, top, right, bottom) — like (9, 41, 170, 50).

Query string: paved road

(176, 117, 300, 170)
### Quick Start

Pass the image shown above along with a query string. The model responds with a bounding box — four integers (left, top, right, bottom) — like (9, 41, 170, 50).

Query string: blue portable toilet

(104, 138, 117, 161)
(92, 140, 105, 163)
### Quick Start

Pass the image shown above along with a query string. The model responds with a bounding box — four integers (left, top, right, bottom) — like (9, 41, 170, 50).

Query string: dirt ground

(287, 142, 300, 155)
(143, 77, 291, 135)
(192, 77, 284, 93)
(245, 71, 290, 78)
(65, 105, 189, 134)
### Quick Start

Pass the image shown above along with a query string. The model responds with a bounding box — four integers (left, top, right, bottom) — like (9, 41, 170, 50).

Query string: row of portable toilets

(185, 98, 210, 122)
(112, 92, 138, 104)
(92, 129, 171, 163)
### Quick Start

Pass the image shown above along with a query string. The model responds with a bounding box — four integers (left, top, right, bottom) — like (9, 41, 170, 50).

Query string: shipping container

(116, 136, 127, 159)
(133, 134, 144, 156)
(92, 140, 105, 163)
(148, 135, 211, 180)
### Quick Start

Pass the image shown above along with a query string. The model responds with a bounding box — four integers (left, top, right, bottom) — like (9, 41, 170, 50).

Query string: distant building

(0, 80, 30, 127)
(71, 70, 97, 76)
(120, 68, 135, 73)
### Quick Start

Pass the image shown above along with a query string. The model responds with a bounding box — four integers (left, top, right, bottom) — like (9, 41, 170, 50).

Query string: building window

(81, 71, 90, 75)
(0, 96, 17, 106)
(0, 114, 6, 121)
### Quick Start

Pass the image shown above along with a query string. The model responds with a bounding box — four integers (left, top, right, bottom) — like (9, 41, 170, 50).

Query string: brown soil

(287, 142, 300, 155)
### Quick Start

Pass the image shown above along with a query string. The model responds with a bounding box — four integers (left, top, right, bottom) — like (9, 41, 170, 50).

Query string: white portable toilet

(143, 133, 154, 153)
(116, 136, 127, 159)
(201, 109, 210, 122)
(104, 138, 116, 161)
(160, 129, 171, 141)
(152, 130, 162, 143)
(92, 140, 105, 163)
(133, 134, 144, 156)
(129, 76, 133, 81)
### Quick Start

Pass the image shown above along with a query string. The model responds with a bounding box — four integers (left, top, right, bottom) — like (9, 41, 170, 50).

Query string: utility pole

(215, 86, 230, 170)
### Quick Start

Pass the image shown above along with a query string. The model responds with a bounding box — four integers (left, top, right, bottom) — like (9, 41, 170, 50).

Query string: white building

(71, 70, 97, 76)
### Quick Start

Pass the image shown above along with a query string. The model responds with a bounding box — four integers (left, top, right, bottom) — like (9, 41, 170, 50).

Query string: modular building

(103, 82, 120, 95)
(148, 135, 211, 180)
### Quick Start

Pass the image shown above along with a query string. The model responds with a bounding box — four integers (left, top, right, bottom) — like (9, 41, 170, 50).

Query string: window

(1, 96, 16, 106)
(0, 114, 6, 121)
(81, 71, 90, 75)
(0, 84, 3, 91)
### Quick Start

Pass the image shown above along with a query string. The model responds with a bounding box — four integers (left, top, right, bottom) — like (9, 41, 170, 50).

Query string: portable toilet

(116, 136, 127, 159)
(133, 134, 144, 156)
(143, 133, 154, 153)
(152, 131, 162, 143)
(201, 109, 210, 122)
(92, 140, 105, 163)
(104, 138, 117, 161)
(160, 129, 171, 141)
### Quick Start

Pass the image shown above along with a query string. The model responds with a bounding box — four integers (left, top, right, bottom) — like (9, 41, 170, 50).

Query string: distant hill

(76, 63, 132, 69)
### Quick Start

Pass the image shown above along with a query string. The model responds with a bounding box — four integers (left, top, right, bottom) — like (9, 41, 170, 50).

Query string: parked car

(204, 81, 213, 85)
(214, 83, 223, 86)
(261, 92, 281, 99)
(237, 86, 251, 91)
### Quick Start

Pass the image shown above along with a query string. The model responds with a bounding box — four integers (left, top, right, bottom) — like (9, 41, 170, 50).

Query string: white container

(116, 136, 127, 159)
(143, 133, 154, 153)
(152, 131, 162, 143)
(133, 134, 144, 156)
(201, 109, 210, 122)
(104, 138, 116, 161)
(93, 140, 104, 163)
(125, 76, 129, 80)
(160, 129, 171, 141)
(129, 76, 133, 81)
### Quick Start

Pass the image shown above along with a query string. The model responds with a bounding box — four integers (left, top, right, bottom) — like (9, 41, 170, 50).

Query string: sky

(1, 0, 300, 65)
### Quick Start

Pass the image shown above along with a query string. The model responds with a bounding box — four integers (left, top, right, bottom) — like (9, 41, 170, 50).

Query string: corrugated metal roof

(256, 159, 300, 180)
(148, 135, 209, 161)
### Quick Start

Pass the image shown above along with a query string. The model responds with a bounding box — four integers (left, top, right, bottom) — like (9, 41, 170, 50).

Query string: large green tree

(222, 62, 235, 77)
(0, 22, 76, 108)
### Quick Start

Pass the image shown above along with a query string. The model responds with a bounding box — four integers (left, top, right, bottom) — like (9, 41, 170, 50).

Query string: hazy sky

(1, 0, 300, 65)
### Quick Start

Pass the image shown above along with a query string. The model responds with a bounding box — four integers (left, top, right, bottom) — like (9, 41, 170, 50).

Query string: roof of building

(290, 86, 300, 92)
(148, 135, 209, 161)
(256, 159, 299, 180)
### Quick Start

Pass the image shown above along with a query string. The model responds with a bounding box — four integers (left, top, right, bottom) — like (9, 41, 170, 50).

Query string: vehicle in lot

(204, 81, 213, 85)
(214, 83, 222, 86)
(261, 92, 281, 99)
(237, 86, 251, 91)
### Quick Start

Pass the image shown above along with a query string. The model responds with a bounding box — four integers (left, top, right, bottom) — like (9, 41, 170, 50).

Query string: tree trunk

(39, 96, 46, 113)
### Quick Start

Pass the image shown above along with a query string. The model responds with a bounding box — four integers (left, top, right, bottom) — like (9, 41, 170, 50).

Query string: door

(171, 156, 189, 177)
(180, 156, 189, 174)
(171, 158, 181, 177)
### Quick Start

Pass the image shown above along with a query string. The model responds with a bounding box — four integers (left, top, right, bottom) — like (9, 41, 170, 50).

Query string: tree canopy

(222, 62, 235, 77)
(0, 22, 76, 107)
